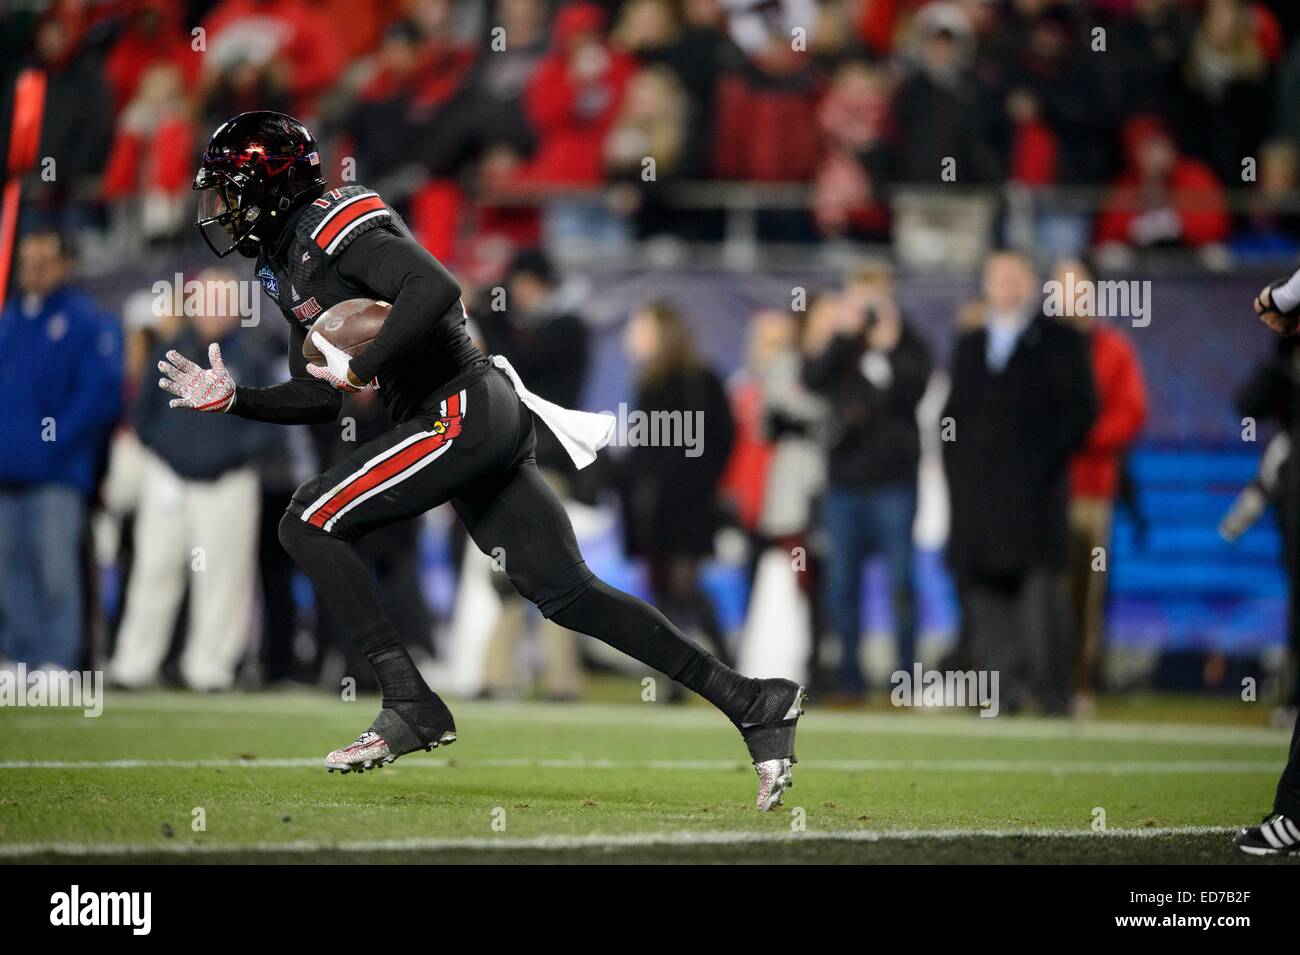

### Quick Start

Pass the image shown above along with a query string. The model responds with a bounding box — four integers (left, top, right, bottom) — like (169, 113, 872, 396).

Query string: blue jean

(822, 483, 918, 694)
(0, 485, 85, 668)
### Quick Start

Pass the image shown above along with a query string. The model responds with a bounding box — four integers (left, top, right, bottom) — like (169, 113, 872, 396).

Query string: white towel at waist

(490, 355, 615, 470)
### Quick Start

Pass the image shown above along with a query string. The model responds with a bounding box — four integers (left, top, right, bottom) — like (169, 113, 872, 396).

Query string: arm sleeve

(885, 331, 934, 414)
(525, 59, 577, 133)
(335, 228, 463, 383)
(941, 335, 974, 472)
(228, 348, 290, 460)
(707, 372, 736, 483)
(801, 333, 856, 392)
(1049, 332, 1099, 470)
(58, 315, 124, 454)
(1178, 169, 1229, 247)
(228, 323, 342, 424)
(1085, 338, 1147, 454)
(1235, 357, 1288, 422)
(761, 352, 822, 430)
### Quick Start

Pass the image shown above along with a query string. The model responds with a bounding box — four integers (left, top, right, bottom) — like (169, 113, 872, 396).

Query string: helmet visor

(194, 170, 247, 258)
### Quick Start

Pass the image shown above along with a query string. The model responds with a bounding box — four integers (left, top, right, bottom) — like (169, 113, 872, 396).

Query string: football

(302, 298, 390, 365)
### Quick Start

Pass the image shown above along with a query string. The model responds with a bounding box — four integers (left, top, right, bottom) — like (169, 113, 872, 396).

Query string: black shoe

(739, 679, 807, 811)
(1234, 813, 1300, 856)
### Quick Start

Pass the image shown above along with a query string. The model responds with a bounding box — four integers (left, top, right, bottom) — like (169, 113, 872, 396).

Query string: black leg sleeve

(455, 458, 760, 724)
(549, 578, 759, 724)
(278, 513, 448, 737)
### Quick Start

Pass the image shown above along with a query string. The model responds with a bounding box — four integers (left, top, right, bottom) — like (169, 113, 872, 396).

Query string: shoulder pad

(295, 185, 392, 257)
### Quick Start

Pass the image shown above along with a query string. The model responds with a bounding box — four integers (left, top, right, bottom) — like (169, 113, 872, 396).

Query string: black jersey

(230, 184, 484, 425)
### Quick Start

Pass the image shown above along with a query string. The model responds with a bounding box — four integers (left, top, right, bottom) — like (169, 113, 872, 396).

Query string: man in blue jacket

(0, 231, 123, 670)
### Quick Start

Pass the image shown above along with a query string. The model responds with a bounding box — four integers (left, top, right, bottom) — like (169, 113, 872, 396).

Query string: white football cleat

(326, 699, 458, 774)
(754, 758, 795, 812)
(325, 731, 395, 774)
(324, 727, 457, 774)
(1234, 813, 1300, 856)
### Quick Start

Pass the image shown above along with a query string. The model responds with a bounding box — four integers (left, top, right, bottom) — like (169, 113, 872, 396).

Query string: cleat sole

(1237, 844, 1274, 856)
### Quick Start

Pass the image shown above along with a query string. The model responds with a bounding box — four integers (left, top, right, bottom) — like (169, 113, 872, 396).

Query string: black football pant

(1275, 715, 1300, 820)
(277, 363, 758, 728)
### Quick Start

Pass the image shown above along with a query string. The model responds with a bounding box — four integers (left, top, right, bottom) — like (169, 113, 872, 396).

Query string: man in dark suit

(942, 250, 1097, 714)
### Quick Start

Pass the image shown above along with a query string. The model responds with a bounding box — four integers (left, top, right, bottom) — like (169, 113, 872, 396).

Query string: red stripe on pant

(308, 427, 452, 530)
(445, 392, 460, 417)
(316, 196, 385, 249)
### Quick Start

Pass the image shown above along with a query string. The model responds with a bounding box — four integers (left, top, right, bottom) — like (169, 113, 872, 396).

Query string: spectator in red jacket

(811, 60, 893, 238)
(521, 2, 635, 186)
(1094, 114, 1230, 257)
(104, 0, 201, 115)
(201, 0, 348, 117)
(102, 63, 196, 243)
(1051, 258, 1149, 718)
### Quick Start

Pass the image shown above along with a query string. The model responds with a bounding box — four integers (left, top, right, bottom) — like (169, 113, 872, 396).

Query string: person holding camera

(802, 263, 933, 699)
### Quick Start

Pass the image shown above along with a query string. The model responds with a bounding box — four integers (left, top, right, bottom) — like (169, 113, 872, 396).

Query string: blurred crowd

(1, 225, 1158, 716)
(718, 250, 1147, 713)
(6, 0, 1300, 271)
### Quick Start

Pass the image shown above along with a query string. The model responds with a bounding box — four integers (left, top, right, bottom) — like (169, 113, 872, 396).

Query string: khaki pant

(1067, 496, 1113, 696)
(110, 452, 260, 690)
(481, 469, 584, 697)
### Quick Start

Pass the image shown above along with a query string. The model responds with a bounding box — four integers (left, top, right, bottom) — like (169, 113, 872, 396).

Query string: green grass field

(2, 684, 1297, 864)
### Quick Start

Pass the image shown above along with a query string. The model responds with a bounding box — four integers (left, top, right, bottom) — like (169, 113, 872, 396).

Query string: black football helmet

(193, 111, 327, 258)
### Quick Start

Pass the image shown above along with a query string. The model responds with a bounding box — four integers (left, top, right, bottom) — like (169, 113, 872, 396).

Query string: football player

(164, 111, 804, 810)
(1234, 274, 1300, 854)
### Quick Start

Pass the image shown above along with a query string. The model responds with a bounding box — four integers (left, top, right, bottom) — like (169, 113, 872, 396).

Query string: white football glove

(306, 331, 364, 392)
(158, 343, 236, 412)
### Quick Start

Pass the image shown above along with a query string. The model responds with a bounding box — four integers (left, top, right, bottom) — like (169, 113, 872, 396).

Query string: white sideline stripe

(0, 757, 1279, 774)
(66, 696, 1290, 747)
(0, 825, 1240, 859)
(464, 705, 1295, 747)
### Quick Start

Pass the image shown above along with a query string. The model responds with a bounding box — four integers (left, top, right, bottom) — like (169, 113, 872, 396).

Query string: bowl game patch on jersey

(257, 263, 279, 299)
